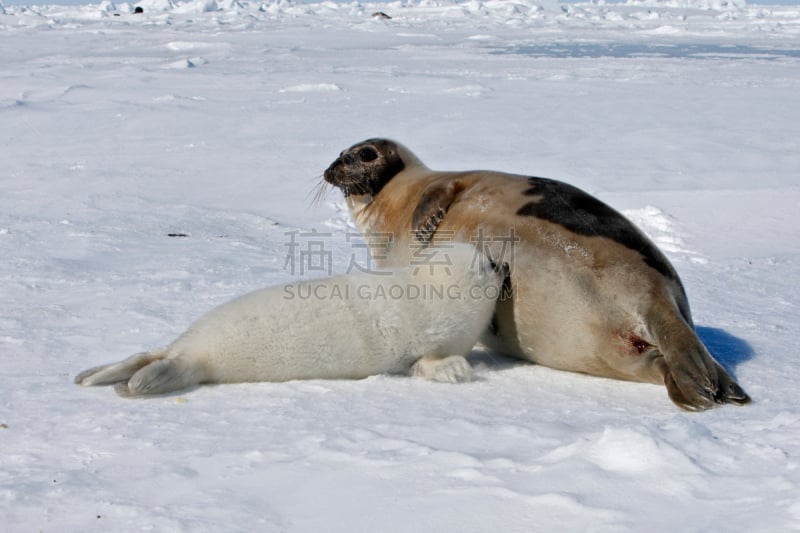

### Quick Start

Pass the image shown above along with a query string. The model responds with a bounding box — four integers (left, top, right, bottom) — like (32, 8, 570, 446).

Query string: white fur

(75, 244, 502, 397)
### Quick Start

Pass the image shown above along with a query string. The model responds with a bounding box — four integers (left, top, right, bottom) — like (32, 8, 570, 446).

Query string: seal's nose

(323, 158, 342, 183)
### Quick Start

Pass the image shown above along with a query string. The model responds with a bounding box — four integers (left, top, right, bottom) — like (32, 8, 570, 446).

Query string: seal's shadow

(696, 326, 755, 378)
(467, 349, 527, 374)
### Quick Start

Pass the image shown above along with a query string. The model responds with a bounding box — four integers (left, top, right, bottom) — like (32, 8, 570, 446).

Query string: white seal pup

(322, 138, 751, 411)
(75, 244, 505, 397)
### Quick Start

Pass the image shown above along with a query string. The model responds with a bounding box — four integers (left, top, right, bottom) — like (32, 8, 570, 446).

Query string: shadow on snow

(696, 325, 755, 380)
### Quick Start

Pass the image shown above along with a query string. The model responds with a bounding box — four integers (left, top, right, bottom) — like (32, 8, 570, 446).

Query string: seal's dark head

(324, 138, 408, 197)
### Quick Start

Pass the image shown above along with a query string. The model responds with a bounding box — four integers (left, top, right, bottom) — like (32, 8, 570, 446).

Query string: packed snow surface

(1, 0, 799, 531)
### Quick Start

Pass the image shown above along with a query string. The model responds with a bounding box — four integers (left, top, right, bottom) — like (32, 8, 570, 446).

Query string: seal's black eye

(358, 147, 378, 162)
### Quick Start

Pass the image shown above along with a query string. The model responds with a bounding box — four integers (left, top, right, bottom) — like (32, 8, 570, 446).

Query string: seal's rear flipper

(77, 351, 204, 397)
(649, 303, 751, 410)
(74, 352, 164, 387)
(119, 358, 205, 397)
(712, 361, 751, 406)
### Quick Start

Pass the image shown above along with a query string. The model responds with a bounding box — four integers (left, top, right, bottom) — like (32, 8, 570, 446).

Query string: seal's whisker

(309, 178, 330, 209)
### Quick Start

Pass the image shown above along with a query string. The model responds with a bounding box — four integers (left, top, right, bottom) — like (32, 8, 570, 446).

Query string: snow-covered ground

(1, 0, 799, 530)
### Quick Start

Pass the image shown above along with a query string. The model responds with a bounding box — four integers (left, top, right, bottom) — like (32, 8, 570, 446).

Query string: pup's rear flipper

(74, 352, 165, 387)
(114, 358, 204, 397)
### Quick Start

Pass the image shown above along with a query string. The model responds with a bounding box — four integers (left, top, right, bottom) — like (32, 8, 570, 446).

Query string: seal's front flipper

(74, 352, 164, 387)
(411, 354, 473, 383)
(412, 181, 462, 244)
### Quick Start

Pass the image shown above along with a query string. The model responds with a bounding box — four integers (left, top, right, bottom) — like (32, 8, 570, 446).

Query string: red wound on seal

(620, 332, 652, 355)
(631, 334, 651, 354)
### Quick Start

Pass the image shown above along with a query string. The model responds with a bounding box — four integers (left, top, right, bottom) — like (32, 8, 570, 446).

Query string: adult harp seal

(323, 138, 750, 411)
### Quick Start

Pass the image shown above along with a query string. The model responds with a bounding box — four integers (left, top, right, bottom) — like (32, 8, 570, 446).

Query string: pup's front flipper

(411, 354, 473, 383)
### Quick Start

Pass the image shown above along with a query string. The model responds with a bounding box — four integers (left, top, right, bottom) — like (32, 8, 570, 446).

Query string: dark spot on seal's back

(516, 177, 676, 279)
